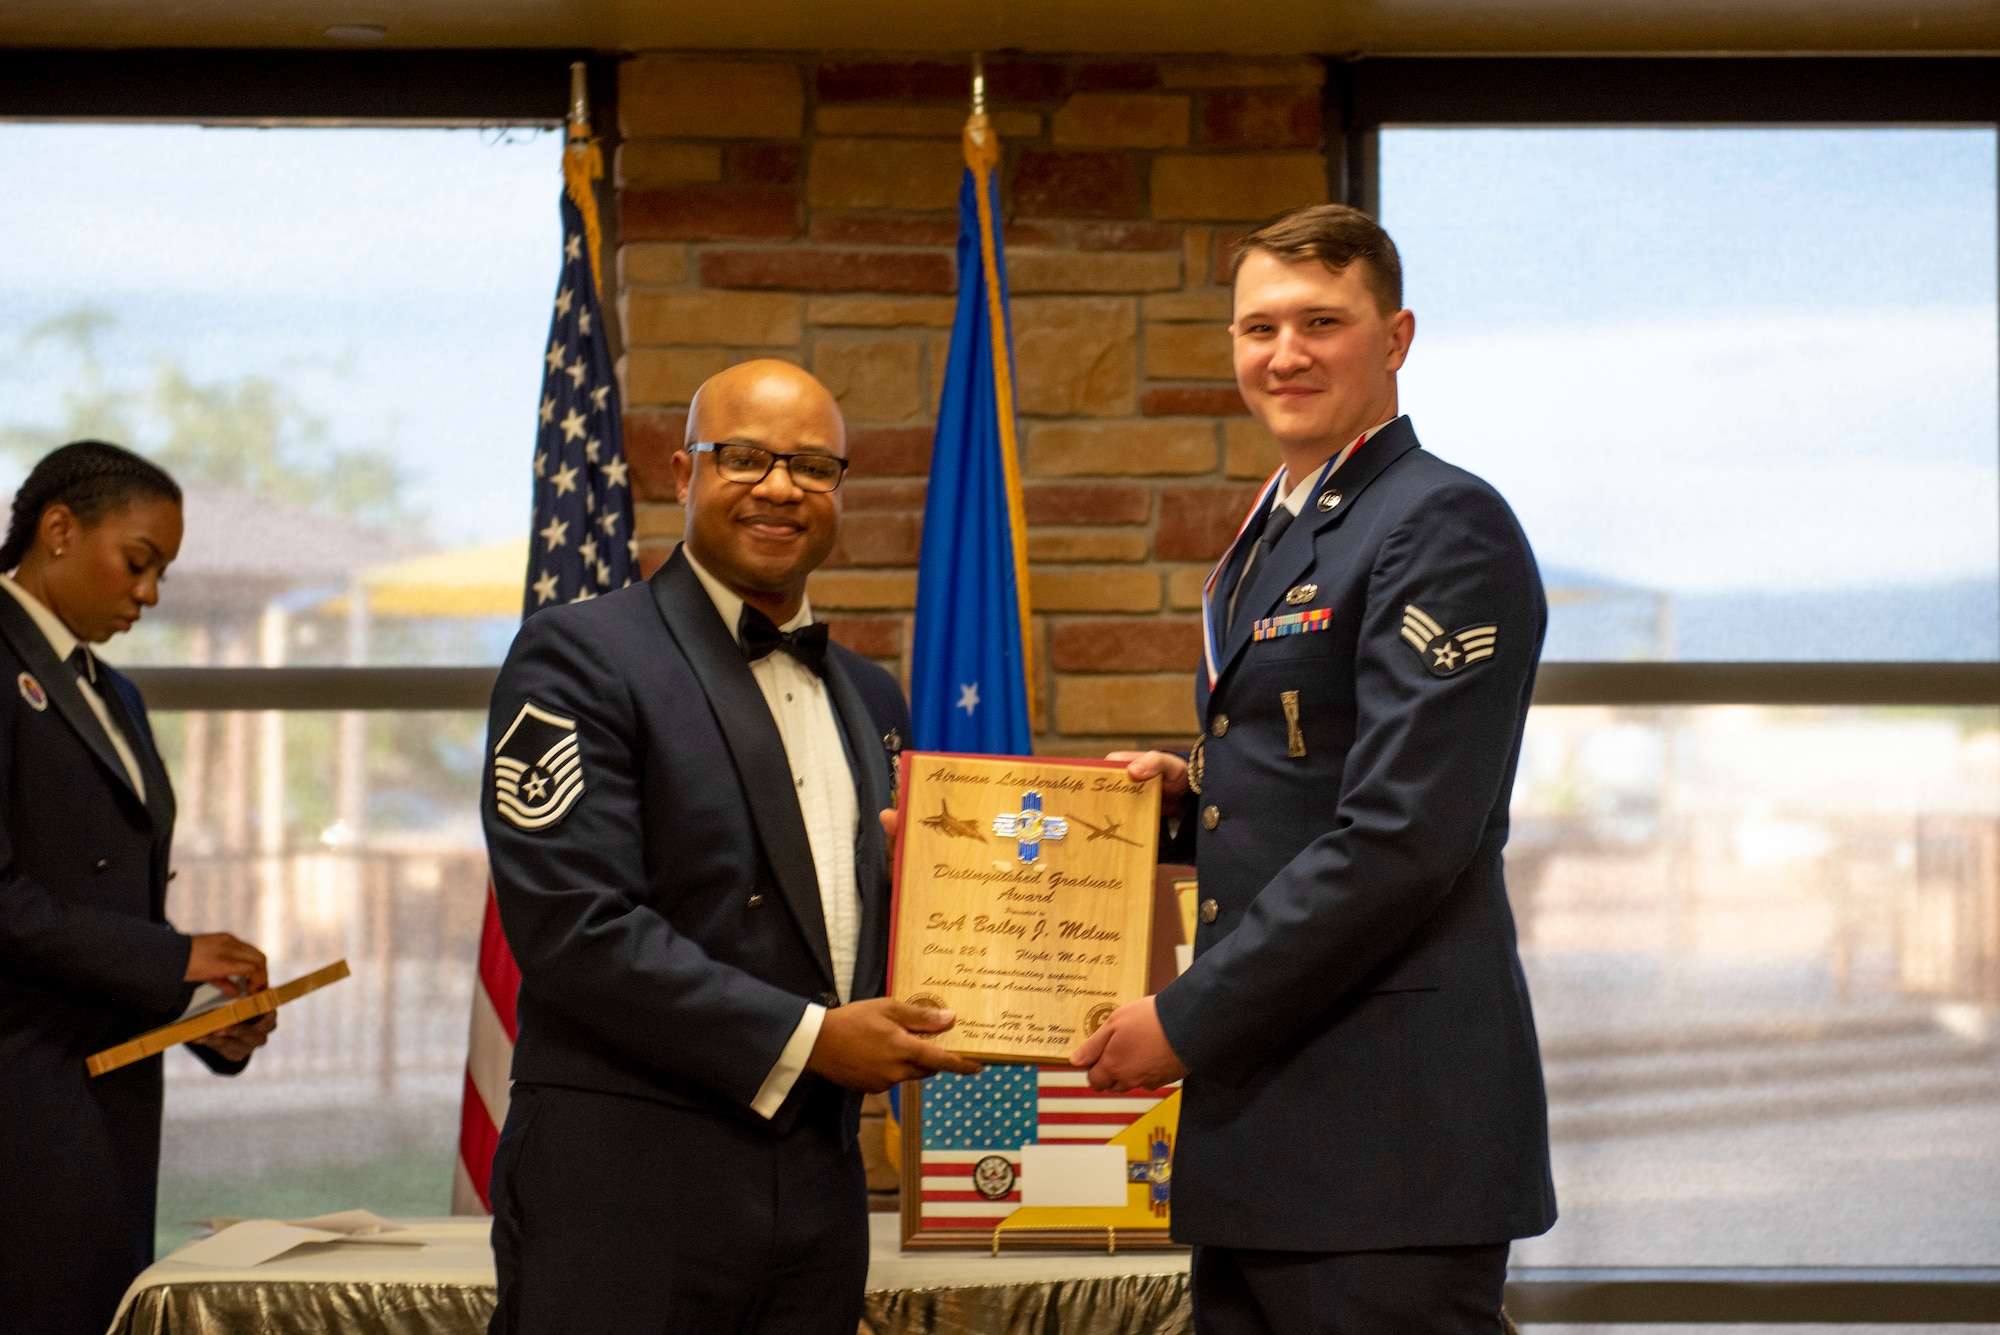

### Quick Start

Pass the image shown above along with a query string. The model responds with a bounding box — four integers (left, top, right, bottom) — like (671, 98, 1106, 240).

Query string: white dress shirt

(684, 549, 860, 1119)
(0, 573, 146, 800)
(1273, 416, 1399, 518)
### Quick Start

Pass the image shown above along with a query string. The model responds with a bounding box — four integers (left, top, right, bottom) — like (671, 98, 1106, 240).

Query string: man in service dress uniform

(482, 360, 979, 1335)
(1073, 205, 1557, 1333)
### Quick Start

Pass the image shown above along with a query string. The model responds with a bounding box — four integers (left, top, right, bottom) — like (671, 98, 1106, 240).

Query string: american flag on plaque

(917, 1065, 1180, 1232)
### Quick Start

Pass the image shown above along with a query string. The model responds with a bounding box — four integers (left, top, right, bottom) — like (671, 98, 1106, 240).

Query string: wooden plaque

(890, 753, 1160, 1063)
(86, 960, 350, 1077)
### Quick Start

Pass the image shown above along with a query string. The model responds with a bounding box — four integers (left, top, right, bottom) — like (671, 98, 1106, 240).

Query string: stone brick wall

(615, 52, 1329, 754)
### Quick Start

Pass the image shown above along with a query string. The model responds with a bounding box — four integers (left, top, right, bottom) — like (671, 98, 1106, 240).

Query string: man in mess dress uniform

(482, 361, 978, 1335)
(1074, 204, 1558, 1333)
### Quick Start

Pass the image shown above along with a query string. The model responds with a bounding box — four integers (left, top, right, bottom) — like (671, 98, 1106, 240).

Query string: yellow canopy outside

(320, 539, 528, 619)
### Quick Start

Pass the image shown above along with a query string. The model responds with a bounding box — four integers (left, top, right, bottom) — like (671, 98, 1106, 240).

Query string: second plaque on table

(890, 752, 1161, 1063)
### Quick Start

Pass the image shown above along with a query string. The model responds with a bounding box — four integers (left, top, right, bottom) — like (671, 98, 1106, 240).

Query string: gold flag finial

(971, 51, 986, 116)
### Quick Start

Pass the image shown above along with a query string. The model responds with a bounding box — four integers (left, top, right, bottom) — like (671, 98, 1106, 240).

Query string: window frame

(11, 48, 2000, 1321)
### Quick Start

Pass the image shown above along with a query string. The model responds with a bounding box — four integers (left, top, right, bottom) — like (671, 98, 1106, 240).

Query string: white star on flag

(532, 569, 560, 604)
(559, 409, 587, 442)
(550, 463, 580, 496)
(554, 286, 574, 317)
(958, 683, 981, 715)
(602, 458, 628, 489)
(539, 517, 569, 550)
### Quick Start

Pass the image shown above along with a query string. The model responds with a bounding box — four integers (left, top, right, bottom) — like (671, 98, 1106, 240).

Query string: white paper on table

(1019, 1143, 1129, 1207)
(172, 1220, 350, 1268)
(189, 1209, 418, 1241)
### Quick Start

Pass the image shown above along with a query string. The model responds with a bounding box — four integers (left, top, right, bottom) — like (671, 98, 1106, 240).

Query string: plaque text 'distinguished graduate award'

(890, 753, 1161, 1063)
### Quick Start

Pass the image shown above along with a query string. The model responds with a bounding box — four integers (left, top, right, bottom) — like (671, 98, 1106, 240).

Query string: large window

(1, 118, 563, 1246)
(1376, 111, 2000, 1281)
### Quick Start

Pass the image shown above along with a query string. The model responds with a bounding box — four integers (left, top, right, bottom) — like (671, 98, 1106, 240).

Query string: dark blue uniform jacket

(0, 588, 241, 1335)
(1156, 417, 1559, 1253)
(482, 549, 908, 1136)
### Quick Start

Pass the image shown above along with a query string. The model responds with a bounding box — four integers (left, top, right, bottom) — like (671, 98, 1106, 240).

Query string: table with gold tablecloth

(111, 1215, 1193, 1335)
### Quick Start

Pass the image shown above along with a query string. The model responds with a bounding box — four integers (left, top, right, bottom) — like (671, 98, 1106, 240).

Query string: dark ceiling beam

(1343, 56, 2000, 124)
(0, 48, 603, 122)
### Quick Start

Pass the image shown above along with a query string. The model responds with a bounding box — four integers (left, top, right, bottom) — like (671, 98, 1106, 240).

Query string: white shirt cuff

(750, 1002, 825, 1120)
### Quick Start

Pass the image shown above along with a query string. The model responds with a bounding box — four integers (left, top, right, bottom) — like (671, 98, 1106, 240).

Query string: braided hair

(1, 441, 183, 572)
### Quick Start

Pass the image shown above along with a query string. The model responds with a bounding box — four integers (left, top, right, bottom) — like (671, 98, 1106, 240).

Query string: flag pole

(963, 53, 1037, 733)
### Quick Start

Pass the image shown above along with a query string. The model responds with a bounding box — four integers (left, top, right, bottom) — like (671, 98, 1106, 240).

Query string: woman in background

(0, 440, 277, 1335)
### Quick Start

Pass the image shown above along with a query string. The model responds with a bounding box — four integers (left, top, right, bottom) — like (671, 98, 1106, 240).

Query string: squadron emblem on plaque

(991, 790, 1069, 863)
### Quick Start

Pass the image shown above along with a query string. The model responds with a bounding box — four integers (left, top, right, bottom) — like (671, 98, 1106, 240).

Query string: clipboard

(86, 960, 350, 1077)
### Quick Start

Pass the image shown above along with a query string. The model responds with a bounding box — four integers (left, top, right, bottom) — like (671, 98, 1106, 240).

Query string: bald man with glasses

(482, 361, 980, 1335)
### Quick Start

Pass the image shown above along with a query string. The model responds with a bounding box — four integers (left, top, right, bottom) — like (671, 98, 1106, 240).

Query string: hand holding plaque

(889, 753, 1161, 1063)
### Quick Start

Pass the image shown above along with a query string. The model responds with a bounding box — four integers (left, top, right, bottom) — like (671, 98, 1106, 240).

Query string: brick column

(615, 52, 1328, 754)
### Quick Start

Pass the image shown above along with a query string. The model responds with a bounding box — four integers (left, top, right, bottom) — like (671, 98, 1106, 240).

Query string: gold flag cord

(963, 106, 1038, 730)
(565, 61, 607, 301)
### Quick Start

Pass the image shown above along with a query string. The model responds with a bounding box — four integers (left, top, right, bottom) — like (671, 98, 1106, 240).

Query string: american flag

(917, 1065, 1178, 1232)
(454, 128, 633, 1214)
(523, 192, 637, 610)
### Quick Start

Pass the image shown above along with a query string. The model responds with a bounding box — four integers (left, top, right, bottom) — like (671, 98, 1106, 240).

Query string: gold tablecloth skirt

(115, 1274, 1515, 1334)
(112, 1275, 1191, 1335)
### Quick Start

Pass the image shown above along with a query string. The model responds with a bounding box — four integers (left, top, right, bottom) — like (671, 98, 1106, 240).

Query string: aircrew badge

(492, 701, 585, 831)
(17, 672, 46, 712)
(1187, 737, 1204, 795)
(1284, 583, 1318, 606)
(1400, 605, 1497, 678)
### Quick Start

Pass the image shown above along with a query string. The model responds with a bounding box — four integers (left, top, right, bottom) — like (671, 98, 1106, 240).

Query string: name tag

(1251, 609, 1332, 641)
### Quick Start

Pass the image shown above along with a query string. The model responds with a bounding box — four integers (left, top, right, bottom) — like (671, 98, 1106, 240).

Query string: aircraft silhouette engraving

(920, 799, 988, 841)
(1071, 814, 1141, 846)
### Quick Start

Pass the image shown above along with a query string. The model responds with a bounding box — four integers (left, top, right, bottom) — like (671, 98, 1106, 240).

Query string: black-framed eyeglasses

(689, 442, 850, 493)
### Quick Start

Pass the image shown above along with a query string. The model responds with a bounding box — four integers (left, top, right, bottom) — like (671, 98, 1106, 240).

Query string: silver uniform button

(1199, 898, 1219, 925)
(1211, 715, 1229, 738)
(1202, 805, 1220, 830)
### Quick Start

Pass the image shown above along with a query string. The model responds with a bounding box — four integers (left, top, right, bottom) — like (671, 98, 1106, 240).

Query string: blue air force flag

(910, 132, 1034, 755)
(525, 188, 636, 616)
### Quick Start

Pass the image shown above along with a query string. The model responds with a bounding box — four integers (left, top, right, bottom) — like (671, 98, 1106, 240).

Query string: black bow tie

(739, 606, 829, 676)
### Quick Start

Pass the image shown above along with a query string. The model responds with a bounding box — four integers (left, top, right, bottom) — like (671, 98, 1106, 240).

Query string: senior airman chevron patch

(1401, 605, 1498, 678)
(493, 701, 585, 831)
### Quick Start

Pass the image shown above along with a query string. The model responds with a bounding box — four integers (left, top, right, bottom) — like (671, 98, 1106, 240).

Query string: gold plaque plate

(891, 752, 1161, 1064)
